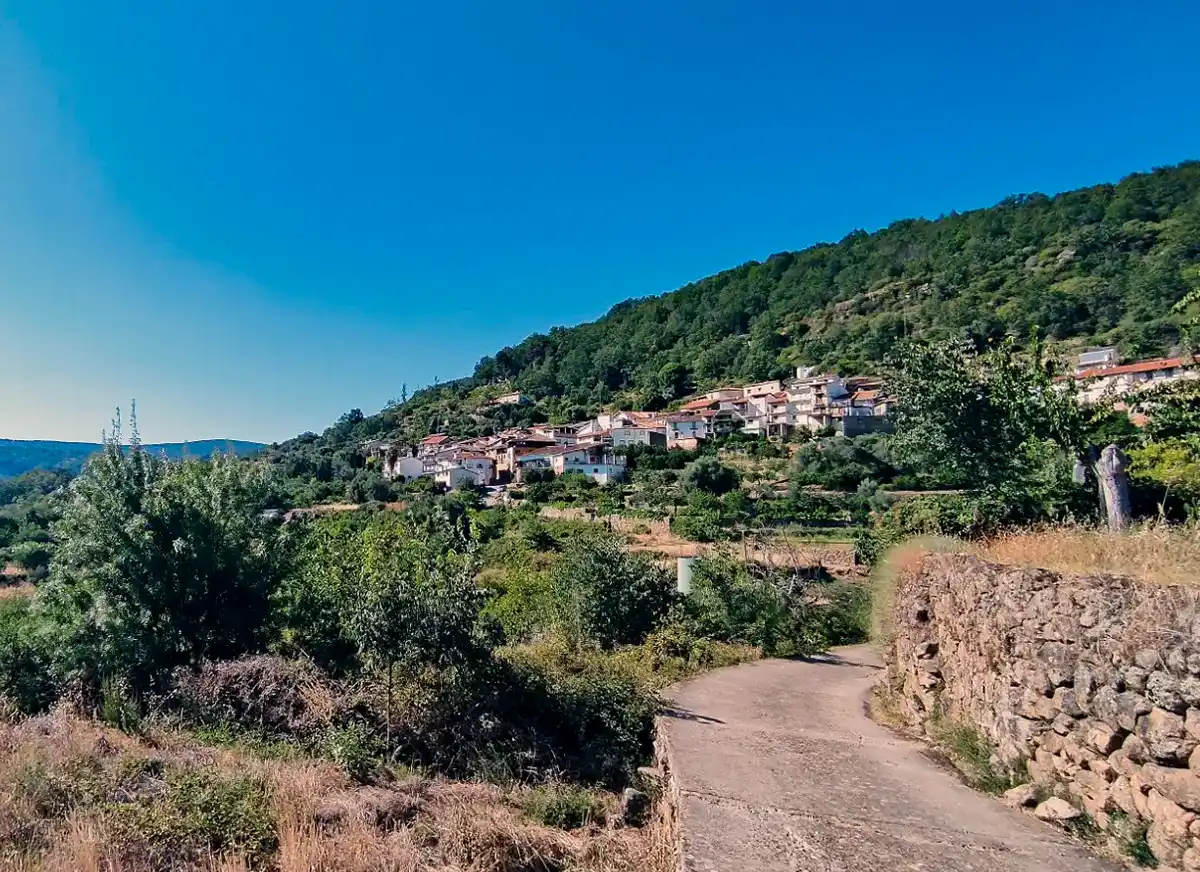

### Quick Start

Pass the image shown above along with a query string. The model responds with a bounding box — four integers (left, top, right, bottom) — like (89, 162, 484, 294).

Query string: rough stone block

(1110, 748, 1140, 777)
(1183, 679, 1200, 709)
(1040, 732, 1064, 755)
(1111, 776, 1139, 817)
(1002, 783, 1039, 808)
(1125, 665, 1150, 693)
(1187, 709, 1200, 742)
(1137, 649, 1163, 671)
(1034, 797, 1081, 823)
(1125, 733, 1152, 764)
(1143, 764, 1200, 814)
(1151, 672, 1189, 714)
(1139, 708, 1199, 765)
(1039, 642, 1077, 687)
(1063, 735, 1100, 766)
(1089, 758, 1115, 781)
(1151, 813, 1193, 868)
(1088, 723, 1124, 755)
(1054, 686, 1085, 718)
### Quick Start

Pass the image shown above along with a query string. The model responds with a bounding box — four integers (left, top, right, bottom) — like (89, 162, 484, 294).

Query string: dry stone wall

(886, 552, 1200, 870)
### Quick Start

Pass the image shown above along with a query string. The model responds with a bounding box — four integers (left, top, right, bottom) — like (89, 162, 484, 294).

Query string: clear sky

(1, 1, 1198, 444)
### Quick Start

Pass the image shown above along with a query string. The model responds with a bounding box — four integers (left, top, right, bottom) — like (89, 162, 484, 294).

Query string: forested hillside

(268, 161, 1200, 488)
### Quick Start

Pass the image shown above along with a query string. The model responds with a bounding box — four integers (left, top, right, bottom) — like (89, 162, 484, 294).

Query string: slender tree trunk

(1096, 444, 1133, 532)
(386, 661, 393, 762)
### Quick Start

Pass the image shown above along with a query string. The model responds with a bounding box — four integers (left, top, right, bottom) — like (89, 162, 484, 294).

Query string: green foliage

(1136, 380, 1200, 443)
(0, 595, 57, 714)
(318, 721, 384, 782)
(887, 337, 1083, 488)
(550, 532, 676, 648)
(38, 418, 283, 694)
(106, 768, 277, 866)
(680, 456, 741, 495)
(518, 783, 607, 829)
(679, 556, 865, 657)
(280, 508, 486, 673)
(927, 712, 1022, 795)
(790, 435, 897, 491)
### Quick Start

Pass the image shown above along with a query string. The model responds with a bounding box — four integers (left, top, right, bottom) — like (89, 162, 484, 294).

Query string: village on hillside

(362, 348, 1199, 491)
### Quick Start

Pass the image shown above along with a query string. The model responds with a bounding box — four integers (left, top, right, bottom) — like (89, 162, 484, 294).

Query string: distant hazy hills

(0, 439, 267, 478)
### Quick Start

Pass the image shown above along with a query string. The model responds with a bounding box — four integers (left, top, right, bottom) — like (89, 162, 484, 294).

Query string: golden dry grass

(972, 523, 1200, 586)
(0, 709, 672, 872)
(0, 582, 33, 601)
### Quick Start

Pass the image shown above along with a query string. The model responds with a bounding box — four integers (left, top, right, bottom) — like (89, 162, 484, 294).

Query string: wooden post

(1096, 444, 1132, 532)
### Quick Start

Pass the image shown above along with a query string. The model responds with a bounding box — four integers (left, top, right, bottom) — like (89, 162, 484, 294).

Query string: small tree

(680, 456, 741, 496)
(551, 533, 675, 648)
(37, 411, 283, 695)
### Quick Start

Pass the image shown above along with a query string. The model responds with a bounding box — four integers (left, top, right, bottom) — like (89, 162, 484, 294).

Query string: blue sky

(1, 1, 1198, 443)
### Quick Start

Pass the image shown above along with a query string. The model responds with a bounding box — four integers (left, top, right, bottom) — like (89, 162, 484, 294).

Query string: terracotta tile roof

(680, 397, 717, 411)
(421, 433, 450, 445)
(852, 390, 880, 401)
(1074, 356, 1194, 380)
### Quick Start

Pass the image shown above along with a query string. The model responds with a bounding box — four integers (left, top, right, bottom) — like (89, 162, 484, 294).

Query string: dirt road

(659, 645, 1117, 871)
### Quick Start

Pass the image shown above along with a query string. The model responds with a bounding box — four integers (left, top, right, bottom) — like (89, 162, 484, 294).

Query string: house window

(593, 468, 599, 473)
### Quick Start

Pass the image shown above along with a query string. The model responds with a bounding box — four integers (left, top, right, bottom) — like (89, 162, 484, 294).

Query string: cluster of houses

(361, 349, 1199, 491)
(362, 366, 892, 488)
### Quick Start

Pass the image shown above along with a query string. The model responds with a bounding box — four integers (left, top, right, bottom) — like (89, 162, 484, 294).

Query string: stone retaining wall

(886, 552, 1200, 870)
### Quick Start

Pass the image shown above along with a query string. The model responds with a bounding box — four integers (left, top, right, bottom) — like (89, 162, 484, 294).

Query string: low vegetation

(0, 413, 870, 870)
(973, 522, 1200, 586)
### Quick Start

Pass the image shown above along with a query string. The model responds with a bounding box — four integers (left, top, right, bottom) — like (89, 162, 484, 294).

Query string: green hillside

(268, 161, 1200, 488)
(0, 439, 266, 479)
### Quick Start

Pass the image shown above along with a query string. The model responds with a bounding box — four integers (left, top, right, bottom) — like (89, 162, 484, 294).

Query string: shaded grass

(926, 712, 1023, 796)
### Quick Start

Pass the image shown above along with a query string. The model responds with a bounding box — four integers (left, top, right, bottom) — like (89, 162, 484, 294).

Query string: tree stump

(1096, 443, 1132, 532)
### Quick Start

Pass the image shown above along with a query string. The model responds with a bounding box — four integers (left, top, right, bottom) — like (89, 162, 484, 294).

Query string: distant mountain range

(0, 439, 267, 478)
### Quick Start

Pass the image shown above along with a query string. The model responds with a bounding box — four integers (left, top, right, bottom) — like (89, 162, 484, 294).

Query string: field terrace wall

(885, 552, 1200, 869)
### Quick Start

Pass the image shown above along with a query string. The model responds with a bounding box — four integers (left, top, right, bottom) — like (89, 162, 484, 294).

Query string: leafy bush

(678, 556, 863, 657)
(518, 783, 607, 829)
(39, 425, 284, 695)
(550, 533, 676, 648)
(106, 769, 277, 866)
(0, 595, 57, 715)
(680, 456, 740, 496)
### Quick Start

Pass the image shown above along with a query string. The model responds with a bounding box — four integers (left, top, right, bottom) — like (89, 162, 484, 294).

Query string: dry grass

(868, 536, 963, 646)
(0, 709, 671, 872)
(972, 523, 1200, 587)
(0, 582, 33, 601)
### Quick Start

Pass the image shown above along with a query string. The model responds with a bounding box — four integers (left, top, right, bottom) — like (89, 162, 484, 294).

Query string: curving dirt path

(659, 645, 1118, 872)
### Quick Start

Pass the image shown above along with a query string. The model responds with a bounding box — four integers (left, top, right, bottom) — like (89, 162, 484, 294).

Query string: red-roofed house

(1074, 353, 1198, 404)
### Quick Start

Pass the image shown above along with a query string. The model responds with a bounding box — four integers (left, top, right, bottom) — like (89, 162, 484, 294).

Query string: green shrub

(0, 595, 58, 715)
(550, 533, 676, 648)
(106, 769, 277, 867)
(518, 783, 607, 829)
(318, 721, 384, 782)
(680, 556, 865, 657)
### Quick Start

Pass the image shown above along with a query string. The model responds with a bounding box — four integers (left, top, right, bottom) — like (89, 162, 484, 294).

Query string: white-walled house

(1074, 355, 1199, 405)
(742, 379, 783, 398)
(665, 413, 709, 444)
(386, 455, 425, 482)
(542, 444, 627, 484)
